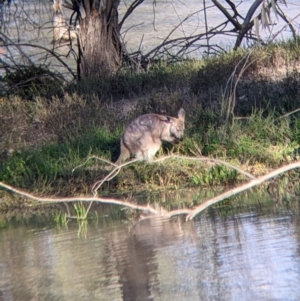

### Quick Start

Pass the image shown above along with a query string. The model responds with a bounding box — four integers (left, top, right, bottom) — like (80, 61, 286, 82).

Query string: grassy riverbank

(1, 39, 300, 210)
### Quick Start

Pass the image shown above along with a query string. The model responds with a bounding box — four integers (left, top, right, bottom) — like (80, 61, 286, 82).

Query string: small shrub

(3, 65, 63, 99)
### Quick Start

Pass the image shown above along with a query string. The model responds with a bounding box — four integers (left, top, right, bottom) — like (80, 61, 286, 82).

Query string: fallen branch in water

(0, 181, 191, 219)
(1, 157, 299, 220)
(0, 181, 161, 216)
(185, 161, 300, 220)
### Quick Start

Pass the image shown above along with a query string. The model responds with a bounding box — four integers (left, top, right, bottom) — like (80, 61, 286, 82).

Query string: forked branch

(1, 156, 299, 221)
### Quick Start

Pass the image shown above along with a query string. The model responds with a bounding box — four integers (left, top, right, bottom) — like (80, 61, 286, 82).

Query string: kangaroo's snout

(173, 136, 184, 144)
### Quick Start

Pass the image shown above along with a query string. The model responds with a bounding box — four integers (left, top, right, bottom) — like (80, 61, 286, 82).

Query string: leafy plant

(192, 165, 238, 186)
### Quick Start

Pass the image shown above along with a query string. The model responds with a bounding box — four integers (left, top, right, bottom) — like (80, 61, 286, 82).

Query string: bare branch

(277, 108, 300, 120)
(0, 40, 77, 80)
(225, 0, 244, 20)
(142, 18, 229, 60)
(275, 5, 296, 39)
(119, 0, 145, 30)
(186, 162, 300, 220)
(271, 12, 300, 42)
(0, 181, 161, 215)
(1, 159, 299, 221)
(211, 0, 241, 30)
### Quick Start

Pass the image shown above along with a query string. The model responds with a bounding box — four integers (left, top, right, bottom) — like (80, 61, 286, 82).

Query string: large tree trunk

(76, 0, 122, 78)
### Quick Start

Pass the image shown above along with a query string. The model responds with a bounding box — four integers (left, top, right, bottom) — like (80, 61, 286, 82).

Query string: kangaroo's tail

(115, 137, 130, 165)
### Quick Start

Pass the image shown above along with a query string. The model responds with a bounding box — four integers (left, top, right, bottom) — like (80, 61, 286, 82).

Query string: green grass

(1, 104, 299, 195)
(1, 38, 300, 205)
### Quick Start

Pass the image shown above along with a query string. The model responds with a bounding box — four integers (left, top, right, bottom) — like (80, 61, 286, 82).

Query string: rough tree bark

(70, 0, 123, 78)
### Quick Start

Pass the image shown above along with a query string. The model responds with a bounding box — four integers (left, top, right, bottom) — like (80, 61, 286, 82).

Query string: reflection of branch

(152, 0, 157, 31)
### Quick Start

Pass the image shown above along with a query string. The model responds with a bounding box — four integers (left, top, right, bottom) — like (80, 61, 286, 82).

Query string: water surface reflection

(1, 201, 300, 301)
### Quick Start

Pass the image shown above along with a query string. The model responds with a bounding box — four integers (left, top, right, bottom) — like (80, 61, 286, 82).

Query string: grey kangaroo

(115, 108, 185, 164)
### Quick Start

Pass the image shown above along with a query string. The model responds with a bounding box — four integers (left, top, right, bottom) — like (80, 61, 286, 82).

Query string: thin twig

(91, 158, 140, 194)
(277, 108, 300, 119)
(0, 33, 77, 79)
(152, 155, 256, 179)
(1, 161, 300, 221)
(72, 155, 117, 173)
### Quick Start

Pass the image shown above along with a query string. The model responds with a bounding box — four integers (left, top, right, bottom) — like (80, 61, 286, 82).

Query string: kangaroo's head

(169, 108, 185, 142)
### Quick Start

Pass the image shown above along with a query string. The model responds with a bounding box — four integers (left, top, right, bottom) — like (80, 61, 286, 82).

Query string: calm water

(119, 0, 300, 54)
(1, 198, 300, 301)
(1, 0, 300, 63)
(1, 0, 300, 80)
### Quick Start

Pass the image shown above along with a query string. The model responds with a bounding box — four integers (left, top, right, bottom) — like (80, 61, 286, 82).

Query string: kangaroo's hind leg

(115, 137, 131, 165)
(139, 135, 162, 161)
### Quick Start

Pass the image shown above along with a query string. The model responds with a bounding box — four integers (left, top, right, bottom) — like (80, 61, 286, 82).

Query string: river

(1, 193, 300, 301)
(1, 2, 300, 300)
(1, 0, 300, 77)
(119, 0, 300, 56)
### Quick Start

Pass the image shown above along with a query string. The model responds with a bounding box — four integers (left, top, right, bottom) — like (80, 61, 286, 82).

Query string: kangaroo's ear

(178, 108, 185, 120)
